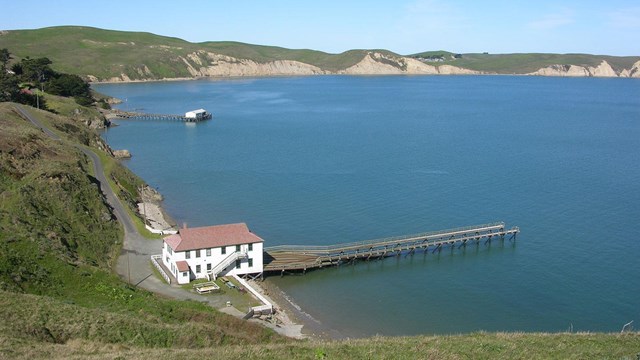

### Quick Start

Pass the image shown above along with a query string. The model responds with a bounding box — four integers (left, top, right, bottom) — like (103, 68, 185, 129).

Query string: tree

(19, 56, 54, 83)
(47, 73, 94, 104)
(0, 48, 11, 72)
(0, 71, 19, 101)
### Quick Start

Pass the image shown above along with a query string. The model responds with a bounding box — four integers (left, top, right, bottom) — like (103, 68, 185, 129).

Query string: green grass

(2, 27, 637, 79)
(0, 26, 373, 79)
(182, 278, 262, 313)
(439, 52, 640, 74)
(1, 101, 280, 351)
(2, 328, 639, 359)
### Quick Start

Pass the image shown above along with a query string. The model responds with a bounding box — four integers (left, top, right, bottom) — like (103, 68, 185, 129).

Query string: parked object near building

(162, 223, 264, 285)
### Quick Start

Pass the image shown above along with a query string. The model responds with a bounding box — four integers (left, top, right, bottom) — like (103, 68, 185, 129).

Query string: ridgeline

(0, 26, 638, 81)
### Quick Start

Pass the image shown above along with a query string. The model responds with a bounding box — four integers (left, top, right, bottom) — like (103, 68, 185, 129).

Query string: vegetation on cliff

(0, 102, 281, 356)
(2, 26, 637, 81)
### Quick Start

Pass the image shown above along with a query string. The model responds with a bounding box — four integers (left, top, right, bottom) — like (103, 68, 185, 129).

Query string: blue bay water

(94, 75, 640, 338)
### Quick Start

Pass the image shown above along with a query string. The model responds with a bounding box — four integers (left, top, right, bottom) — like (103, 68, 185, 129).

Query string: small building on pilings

(184, 109, 212, 122)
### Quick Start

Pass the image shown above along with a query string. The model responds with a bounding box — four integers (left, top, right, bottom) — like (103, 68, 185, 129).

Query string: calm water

(94, 76, 640, 337)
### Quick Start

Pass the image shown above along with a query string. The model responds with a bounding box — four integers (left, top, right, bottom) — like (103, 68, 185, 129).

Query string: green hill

(0, 26, 373, 79)
(434, 52, 640, 74)
(2, 26, 637, 81)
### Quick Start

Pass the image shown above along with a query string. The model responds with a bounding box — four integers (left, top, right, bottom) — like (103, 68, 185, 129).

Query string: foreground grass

(2, 330, 639, 359)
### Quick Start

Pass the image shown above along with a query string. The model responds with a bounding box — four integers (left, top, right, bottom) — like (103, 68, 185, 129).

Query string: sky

(1, 0, 639, 56)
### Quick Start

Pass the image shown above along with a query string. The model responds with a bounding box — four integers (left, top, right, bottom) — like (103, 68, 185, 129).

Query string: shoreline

(249, 278, 346, 340)
(120, 157, 314, 338)
(89, 71, 640, 86)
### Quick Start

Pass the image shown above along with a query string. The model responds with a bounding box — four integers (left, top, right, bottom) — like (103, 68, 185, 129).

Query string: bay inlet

(94, 75, 640, 338)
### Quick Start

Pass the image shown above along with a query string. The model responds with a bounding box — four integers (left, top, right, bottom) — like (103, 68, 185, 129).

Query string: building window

(206, 263, 211, 271)
(206, 248, 211, 256)
(196, 265, 201, 273)
(182, 272, 187, 277)
(248, 243, 253, 251)
(221, 246, 226, 255)
(166, 256, 169, 264)
(248, 258, 253, 267)
(235, 245, 241, 252)
(196, 249, 201, 258)
(235, 259, 241, 269)
(185, 251, 190, 259)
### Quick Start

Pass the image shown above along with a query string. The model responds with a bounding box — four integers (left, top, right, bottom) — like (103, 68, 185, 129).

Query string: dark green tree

(0, 48, 11, 72)
(0, 71, 19, 102)
(47, 73, 90, 97)
(19, 56, 54, 83)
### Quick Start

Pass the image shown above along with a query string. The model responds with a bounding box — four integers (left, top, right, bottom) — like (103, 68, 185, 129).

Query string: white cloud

(527, 9, 575, 30)
(608, 6, 640, 28)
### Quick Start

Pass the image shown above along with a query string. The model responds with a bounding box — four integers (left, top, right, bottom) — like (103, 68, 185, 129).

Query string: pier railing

(265, 222, 508, 254)
(263, 222, 519, 272)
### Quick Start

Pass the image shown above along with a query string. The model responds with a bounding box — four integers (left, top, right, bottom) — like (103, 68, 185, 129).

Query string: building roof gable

(164, 223, 263, 252)
(176, 260, 189, 272)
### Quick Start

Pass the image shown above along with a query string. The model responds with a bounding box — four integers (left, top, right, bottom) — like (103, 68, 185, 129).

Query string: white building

(184, 109, 212, 121)
(161, 223, 264, 285)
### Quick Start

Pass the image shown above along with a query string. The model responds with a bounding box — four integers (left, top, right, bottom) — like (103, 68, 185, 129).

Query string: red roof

(176, 260, 189, 272)
(164, 223, 264, 252)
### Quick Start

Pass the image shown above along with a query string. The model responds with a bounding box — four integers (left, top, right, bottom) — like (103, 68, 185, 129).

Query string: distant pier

(112, 108, 212, 122)
(263, 222, 519, 275)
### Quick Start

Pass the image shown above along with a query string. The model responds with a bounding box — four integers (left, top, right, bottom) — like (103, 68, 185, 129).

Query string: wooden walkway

(112, 110, 212, 122)
(263, 222, 519, 274)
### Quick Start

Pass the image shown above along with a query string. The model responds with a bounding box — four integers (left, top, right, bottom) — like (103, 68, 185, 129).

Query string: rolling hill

(1, 26, 638, 81)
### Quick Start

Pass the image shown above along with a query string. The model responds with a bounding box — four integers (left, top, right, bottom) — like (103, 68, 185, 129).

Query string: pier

(263, 222, 519, 275)
(112, 108, 212, 122)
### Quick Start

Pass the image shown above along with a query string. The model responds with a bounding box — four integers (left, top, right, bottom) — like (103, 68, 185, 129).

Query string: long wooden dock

(263, 222, 519, 275)
(112, 110, 212, 122)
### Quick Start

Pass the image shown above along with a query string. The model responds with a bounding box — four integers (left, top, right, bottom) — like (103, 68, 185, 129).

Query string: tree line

(1, 48, 94, 109)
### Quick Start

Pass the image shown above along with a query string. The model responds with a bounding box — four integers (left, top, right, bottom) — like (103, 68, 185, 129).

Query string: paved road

(15, 105, 228, 307)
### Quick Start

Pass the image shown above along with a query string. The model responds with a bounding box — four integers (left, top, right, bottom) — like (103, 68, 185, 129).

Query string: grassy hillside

(0, 26, 372, 79)
(1, 27, 637, 80)
(435, 52, 640, 74)
(0, 102, 281, 350)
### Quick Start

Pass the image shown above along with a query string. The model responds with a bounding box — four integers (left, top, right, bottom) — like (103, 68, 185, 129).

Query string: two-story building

(161, 223, 264, 284)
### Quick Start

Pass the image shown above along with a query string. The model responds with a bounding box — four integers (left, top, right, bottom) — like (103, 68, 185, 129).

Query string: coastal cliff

(91, 51, 640, 82)
(528, 60, 640, 78)
(1, 27, 639, 82)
